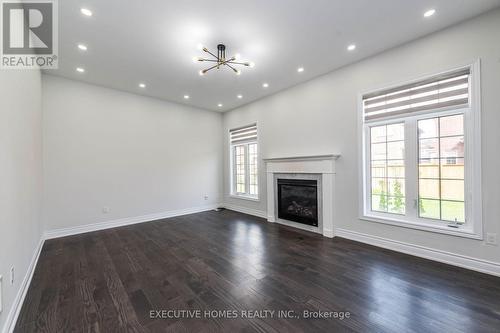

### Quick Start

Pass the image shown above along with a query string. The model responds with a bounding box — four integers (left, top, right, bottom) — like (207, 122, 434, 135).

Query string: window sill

(229, 194, 260, 202)
(360, 213, 483, 240)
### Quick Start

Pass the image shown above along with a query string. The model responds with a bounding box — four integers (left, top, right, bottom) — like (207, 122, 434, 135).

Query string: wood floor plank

(13, 209, 500, 333)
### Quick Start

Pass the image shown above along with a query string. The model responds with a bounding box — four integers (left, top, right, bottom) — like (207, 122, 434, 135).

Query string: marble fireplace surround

(264, 154, 340, 238)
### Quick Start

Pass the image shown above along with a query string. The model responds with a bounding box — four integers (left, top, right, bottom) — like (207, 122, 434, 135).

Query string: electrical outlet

(486, 233, 498, 245)
(10, 267, 14, 285)
(102, 206, 110, 214)
(204, 195, 209, 201)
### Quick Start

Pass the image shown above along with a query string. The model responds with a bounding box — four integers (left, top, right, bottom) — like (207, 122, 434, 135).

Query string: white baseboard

(44, 204, 219, 240)
(222, 203, 267, 219)
(335, 228, 500, 277)
(2, 238, 44, 333)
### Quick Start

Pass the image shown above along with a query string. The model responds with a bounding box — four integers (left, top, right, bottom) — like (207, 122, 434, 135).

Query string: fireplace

(265, 154, 339, 237)
(277, 178, 318, 226)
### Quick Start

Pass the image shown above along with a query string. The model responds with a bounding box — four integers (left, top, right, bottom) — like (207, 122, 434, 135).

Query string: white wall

(42, 75, 223, 231)
(0, 70, 43, 331)
(223, 9, 500, 264)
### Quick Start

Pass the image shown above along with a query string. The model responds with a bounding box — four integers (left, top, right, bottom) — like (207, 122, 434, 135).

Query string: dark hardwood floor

(14, 210, 500, 332)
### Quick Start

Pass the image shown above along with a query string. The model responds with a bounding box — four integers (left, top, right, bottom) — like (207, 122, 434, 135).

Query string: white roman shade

(230, 123, 257, 144)
(363, 68, 470, 121)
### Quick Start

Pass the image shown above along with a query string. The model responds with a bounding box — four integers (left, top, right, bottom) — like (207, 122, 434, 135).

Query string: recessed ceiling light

(424, 9, 436, 17)
(77, 44, 87, 51)
(80, 8, 92, 17)
(139, 83, 146, 88)
(76, 67, 85, 73)
(347, 44, 356, 51)
(218, 103, 223, 107)
(184, 95, 190, 99)
(262, 83, 269, 88)
(297, 67, 304, 73)
(237, 94, 243, 99)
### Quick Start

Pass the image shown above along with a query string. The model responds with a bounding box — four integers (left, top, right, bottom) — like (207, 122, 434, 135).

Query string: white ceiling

(48, 0, 500, 112)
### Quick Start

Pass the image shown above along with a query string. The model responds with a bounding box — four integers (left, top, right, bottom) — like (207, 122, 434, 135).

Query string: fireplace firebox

(277, 178, 318, 226)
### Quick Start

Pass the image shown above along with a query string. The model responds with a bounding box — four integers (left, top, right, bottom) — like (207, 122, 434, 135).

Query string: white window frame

(358, 61, 482, 239)
(229, 127, 259, 201)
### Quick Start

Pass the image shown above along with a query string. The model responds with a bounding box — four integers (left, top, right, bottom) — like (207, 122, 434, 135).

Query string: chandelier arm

(204, 58, 237, 73)
(202, 63, 220, 73)
(227, 61, 249, 66)
(218, 57, 235, 66)
(199, 59, 218, 63)
(225, 63, 239, 73)
(203, 49, 219, 60)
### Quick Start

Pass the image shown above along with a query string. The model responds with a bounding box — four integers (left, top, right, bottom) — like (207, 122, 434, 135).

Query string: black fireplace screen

(277, 178, 318, 226)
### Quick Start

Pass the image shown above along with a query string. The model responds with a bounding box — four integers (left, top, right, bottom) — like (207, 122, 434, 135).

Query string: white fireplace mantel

(264, 154, 340, 238)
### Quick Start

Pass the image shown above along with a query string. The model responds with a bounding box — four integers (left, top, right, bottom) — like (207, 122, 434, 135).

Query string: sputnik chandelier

(195, 44, 254, 76)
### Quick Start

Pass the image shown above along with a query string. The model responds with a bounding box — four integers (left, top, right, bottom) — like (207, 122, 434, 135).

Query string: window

(418, 115, 465, 223)
(361, 63, 482, 238)
(235, 145, 246, 193)
(370, 123, 405, 215)
(230, 124, 259, 199)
